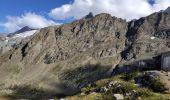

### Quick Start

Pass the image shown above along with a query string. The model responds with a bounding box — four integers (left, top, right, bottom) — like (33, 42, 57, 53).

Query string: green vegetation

(138, 74, 168, 93)
(6, 65, 22, 75)
(112, 81, 137, 94)
(136, 88, 154, 97)
(81, 87, 96, 94)
(52, 63, 62, 74)
(65, 71, 170, 100)
(121, 71, 138, 81)
(95, 79, 110, 89)
(5, 65, 22, 80)
(65, 93, 103, 100)
(14, 66, 21, 74)
(3, 85, 46, 99)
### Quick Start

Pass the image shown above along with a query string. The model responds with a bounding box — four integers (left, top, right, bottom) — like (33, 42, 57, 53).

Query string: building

(137, 59, 156, 71)
(161, 51, 170, 72)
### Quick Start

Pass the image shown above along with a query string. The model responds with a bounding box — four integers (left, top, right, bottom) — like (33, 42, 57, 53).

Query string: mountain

(164, 7, 170, 13)
(84, 12, 94, 19)
(0, 13, 128, 96)
(0, 8, 170, 98)
(7, 26, 36, 37)
(121, 11, 170, 62)
(15, 26, 33, 33)
(0, 34, 6, 41)
(0, 27, 38, 55)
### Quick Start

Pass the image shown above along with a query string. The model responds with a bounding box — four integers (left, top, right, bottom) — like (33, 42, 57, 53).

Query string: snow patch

(12, 30, 38, 38)
(150, 36, 155, 40)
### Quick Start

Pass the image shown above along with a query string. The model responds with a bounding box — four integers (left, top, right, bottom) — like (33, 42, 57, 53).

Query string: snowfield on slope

(12, 30, 38, 38)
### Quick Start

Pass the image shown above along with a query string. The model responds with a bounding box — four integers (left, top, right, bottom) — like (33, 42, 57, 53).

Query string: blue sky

(0, 0, 170, 33)
(0, 0, 73, 32)
(148, 0, 155, 5)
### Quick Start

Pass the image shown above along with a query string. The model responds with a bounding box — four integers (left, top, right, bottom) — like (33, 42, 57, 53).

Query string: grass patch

(52, 63, 62, 74)
(121, 71, 138, 81)
(137, 74, 169, 93)
(136, 88, 154, 97)
(63, 71, 170, 100)
(95, 79, 110, 89)
(6, 65, 22, 75)
(111, 81, 138, 94)
(65, 93, 103, 100)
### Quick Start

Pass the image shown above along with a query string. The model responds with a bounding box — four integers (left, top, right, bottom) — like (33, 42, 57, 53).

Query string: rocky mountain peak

(7, 26, 36, 37)
(84, 12, 94, 19)
(164, 6, 170, 13)
(15, 26, 34, 33)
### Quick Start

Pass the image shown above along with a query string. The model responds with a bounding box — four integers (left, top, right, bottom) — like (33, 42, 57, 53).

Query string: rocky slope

(0, 13, 128, 97)
(122, 11, 170, 63)
(0, 9, 169, 98)
(0, 27, 38, 55)
(0, 34, 6, 41)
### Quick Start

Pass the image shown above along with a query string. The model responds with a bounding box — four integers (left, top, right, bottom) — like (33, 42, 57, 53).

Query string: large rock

(113, 94, 124, 100)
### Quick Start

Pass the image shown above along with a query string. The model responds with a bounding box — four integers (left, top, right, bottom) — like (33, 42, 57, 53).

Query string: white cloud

(1, 12, 60, 32)
(153, 0, 170, 11)
(49, 0, 170, 21)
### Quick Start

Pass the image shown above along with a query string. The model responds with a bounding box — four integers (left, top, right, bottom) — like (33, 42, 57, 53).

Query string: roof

(161, 51, 170, 57)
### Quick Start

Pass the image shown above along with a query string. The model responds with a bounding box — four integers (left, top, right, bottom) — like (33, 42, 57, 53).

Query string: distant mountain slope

(0, 34, 6, 41)
(164, 7, 170, 13)
(10, 30, 37, 38)
(0, 27, 38, 54)
(7, 26, 35, 37)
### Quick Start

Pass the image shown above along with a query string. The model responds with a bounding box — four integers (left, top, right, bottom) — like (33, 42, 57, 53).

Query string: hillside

(0, 10, 169, 99)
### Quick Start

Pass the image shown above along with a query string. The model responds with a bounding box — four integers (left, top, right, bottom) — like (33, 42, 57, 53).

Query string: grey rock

(113, 94, 124, 100)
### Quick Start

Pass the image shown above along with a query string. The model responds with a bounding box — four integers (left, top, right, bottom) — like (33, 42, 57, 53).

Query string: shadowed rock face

(0, 11, 170, 97)
(84, 12, 94, 19)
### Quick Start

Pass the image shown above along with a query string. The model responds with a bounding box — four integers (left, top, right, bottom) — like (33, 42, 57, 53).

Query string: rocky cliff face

(0, 13, 127, 65)
(0, 11, 169, 97)
(0, 28, 38, 55)
(122, 12, 170, 62)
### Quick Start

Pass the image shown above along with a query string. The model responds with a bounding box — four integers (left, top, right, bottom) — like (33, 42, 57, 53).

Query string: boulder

(113, 94, 124, 100)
